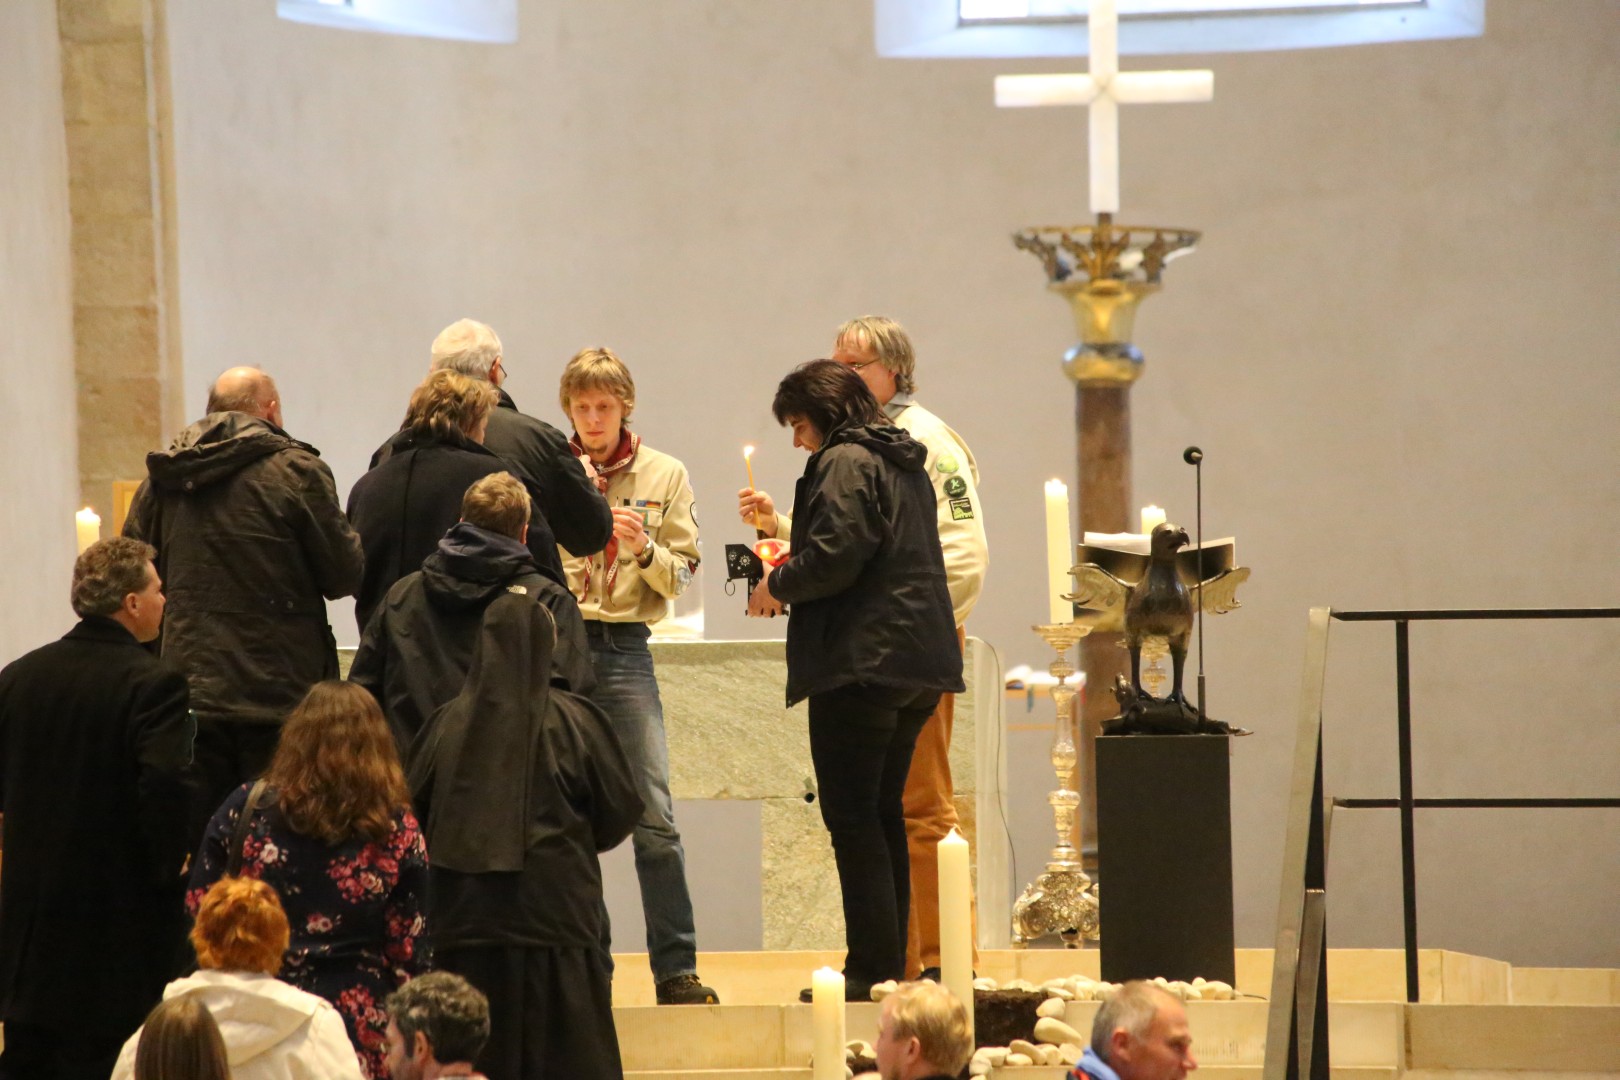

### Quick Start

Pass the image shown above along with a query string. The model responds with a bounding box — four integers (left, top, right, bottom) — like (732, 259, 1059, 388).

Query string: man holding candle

(739, 316, 988, 982)
(556, 347, 717, 1007)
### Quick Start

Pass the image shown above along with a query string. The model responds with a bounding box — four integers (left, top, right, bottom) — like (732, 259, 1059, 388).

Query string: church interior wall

(150, 0, 1619, 966)
(0, 1, 81, 662)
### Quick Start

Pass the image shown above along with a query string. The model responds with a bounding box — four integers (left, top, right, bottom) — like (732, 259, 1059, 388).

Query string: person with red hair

(187, 681, 428, 1078)
(110, 877, 363, 1080)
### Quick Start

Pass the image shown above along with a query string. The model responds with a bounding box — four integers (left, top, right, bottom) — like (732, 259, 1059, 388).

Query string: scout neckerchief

(569, 427, 641, 601)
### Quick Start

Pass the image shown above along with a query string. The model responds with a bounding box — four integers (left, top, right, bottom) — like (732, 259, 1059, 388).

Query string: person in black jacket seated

(370, 318, 613, 562)
(348, 369, 568, 634)
(350, 471, 593, 753)
(746, 360, 965, 1002)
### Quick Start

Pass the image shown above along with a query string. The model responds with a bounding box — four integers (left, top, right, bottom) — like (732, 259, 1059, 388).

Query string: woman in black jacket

(748, 360, 964, 999)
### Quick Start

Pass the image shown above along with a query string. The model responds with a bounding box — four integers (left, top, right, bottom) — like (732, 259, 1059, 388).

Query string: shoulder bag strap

(225, 778, 269, 877)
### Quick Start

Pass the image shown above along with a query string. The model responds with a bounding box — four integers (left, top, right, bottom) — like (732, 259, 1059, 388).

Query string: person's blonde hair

(191, 877, 290, 975)
(430, 318, 503, 380)
(265, 681, 410, 846)
(835, 315, 916, 394)
(461, 472, 531, 540)
(558, 347, 635, 422)
(404, 370, 498, 440)
(883, 981, 973, 1075)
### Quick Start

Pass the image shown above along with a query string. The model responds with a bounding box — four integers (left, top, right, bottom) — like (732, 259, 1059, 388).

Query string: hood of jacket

(160, 970, 327, 1067)
(421, 521, 541, 612)
(822, 422, 926, 471)
(145, 412, 309, 493)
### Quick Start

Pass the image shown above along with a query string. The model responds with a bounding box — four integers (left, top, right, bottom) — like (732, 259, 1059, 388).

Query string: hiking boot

(656, 973, 720, 1005)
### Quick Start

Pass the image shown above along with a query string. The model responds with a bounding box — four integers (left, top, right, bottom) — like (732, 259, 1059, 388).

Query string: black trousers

(188, 718, 282, 847)
(808, 683, 940, 987)
(436, 944, 623, 1080)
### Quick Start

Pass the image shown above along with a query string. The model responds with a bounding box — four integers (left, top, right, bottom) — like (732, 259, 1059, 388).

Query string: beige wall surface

(1, 1, 81, 659)
(158, 1, 1620, 965)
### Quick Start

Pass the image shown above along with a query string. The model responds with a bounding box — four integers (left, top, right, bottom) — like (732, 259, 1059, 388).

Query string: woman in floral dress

(189, 681, 428, 1079)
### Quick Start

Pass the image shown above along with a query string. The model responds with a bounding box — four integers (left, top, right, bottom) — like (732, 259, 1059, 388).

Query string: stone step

(609, 946, 1552, 1007)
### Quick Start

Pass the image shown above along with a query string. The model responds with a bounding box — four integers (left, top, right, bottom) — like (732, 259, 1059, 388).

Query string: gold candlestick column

(1011, 622, 1100, 947)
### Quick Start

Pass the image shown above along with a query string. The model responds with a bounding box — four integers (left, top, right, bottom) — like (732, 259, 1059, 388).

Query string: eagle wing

(1066, 563, 1131, 613)
(1193, 566, 1250, 615)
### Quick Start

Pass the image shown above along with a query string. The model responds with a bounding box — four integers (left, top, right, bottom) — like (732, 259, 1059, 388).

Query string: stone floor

(606, 948, 1620, 1080)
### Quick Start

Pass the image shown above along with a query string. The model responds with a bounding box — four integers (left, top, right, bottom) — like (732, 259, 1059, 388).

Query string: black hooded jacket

(349, 523, 594, 752)
(124, 412, 364, 725)
(769, 423, 964, 707)
(348, 427, 565, 634)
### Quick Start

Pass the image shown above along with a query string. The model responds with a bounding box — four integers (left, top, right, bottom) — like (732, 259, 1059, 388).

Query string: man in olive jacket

(0, 539, 193, 1080)
(124, 366, 363, 843)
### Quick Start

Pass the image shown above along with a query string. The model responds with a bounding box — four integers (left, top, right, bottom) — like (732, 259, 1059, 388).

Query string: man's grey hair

(430, 318, 503, 381)
(386, 972, 490, 1066)
(1091, 981, 1171, 1062)
(72, 537, 156, 618)
(836, 315, 917, 395)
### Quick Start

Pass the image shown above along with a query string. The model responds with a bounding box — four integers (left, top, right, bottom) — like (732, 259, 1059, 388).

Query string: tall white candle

(938, 828, 976, 1043)
(1140, 505, 1166, 534)
(75, 507, 101, 554)
(810, 966, 845, 1080)
(1044, 480, 1072, 624)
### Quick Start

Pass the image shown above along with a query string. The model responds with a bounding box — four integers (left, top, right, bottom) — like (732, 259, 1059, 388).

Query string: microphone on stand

(1183, 446, 1206, 723)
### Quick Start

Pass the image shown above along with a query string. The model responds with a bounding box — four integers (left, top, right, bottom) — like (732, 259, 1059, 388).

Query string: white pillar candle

(810, 965, 845, 1080)
(1140, 505, 1166, 534)
(1044, 480, 1072, 624)
(75, 507, 101, 554)
(938, 828, 976, 1043)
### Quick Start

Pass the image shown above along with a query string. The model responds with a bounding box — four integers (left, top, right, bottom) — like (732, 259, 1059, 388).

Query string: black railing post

(1394, 619, 1419, 1003)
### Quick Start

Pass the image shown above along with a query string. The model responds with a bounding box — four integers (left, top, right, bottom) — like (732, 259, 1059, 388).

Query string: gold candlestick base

(1012, 622, 1102, 947)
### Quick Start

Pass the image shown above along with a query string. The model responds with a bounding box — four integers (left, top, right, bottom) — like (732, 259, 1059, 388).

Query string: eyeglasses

(844, 358, 880, 372)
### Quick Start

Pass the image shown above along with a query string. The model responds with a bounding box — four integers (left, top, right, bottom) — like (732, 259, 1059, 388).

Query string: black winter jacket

(369, 388, 613, 559)
(769, 424, 964, 707)
(349, 523, 594, 752)
(348, 428, 565, 633)
(124, 412, 364, 725)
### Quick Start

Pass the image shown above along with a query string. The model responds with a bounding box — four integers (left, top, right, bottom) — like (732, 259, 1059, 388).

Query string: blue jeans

(586, 621, 698, 983)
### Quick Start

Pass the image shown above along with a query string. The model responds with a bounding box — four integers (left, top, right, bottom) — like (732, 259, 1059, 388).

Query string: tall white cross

(995, 0, 1214, 215)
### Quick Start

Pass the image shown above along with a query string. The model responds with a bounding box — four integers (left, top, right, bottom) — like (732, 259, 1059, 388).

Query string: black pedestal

(1096, 733, 1235, 984)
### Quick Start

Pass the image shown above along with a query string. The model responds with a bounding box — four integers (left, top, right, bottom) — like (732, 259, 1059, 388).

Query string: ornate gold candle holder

(1012, 622, 1102, 946)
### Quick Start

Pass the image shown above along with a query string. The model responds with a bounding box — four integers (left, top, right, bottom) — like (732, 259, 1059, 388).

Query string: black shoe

(917, 967, 976, 983)
(798, 976, 876, 1003)
(656, 973, 720, 1005)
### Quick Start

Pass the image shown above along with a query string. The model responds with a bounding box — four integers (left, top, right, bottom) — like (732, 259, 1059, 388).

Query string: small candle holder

(1012, 621, 1102, 947)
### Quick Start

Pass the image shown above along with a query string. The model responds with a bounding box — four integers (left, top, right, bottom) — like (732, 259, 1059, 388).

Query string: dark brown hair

(190, 876, 290, 975)
(71, 536, 156, 617)
(133, 994, 231, 1080)
(265, 681, 409, 845)
(771, 359, 883, 439)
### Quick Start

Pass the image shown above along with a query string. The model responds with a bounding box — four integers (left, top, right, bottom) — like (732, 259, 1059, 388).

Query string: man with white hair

(372, 318, 613, 559)
(1072, 981, 1198, 1080)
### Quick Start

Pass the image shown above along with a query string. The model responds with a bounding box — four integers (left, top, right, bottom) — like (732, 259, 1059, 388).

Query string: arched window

(276, 0, 517, 44)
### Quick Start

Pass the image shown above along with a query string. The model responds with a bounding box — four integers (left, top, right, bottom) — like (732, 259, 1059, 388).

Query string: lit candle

(810, 966, 845, 1080)
(1140, 505, 1166, 534)
(743, 445, 763, 533)
(75, 507, 101, 554)
(938, 828, 976, 1043)
(1044, 480, 1072, 624)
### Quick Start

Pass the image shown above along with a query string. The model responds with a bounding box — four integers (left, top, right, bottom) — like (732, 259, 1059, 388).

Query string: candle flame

(743, 445, 754, 457)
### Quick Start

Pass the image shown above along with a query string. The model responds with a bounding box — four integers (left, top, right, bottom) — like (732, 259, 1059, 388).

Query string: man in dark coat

(350, 471, 593, 752)
(369, 318, 612, 560)
(0, 538, 193, 1080)
(408, 592, 641, 1080)
(348, 369, 567, 633)
(123, 366, 364, 843)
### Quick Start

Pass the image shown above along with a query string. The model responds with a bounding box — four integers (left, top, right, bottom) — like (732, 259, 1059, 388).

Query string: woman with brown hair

(111, 877, 363, 1080)
(187, 681, 427, 1079)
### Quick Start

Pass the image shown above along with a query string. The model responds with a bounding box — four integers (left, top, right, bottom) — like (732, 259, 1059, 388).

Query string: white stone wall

(163, 0, 1620, 965)
(0, 1, 80, 660)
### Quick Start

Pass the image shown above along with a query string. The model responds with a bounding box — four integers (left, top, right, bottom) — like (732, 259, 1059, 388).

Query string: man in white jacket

(111, 877, 363, 1080)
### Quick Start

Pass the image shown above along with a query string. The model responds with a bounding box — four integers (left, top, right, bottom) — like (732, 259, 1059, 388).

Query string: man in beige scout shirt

(557, 347, 718, 1006)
